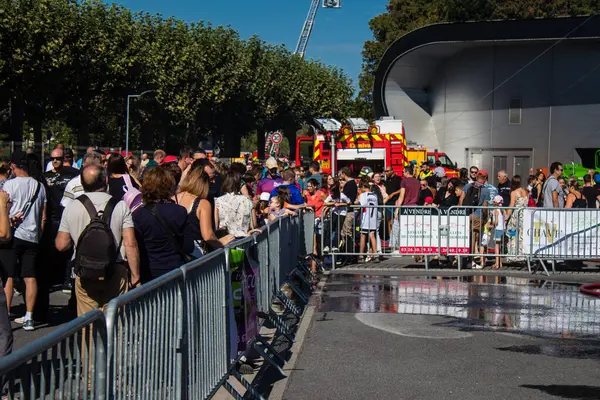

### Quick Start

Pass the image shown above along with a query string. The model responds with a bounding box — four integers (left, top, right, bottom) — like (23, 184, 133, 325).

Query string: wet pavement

(318, 275, 600, 339)
(284, 273, 600, 400)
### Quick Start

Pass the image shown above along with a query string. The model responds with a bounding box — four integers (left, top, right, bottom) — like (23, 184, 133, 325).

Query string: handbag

(122, 174, 143, 214)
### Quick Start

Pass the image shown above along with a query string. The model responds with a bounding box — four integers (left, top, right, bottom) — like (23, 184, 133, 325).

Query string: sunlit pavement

(283, 272, 600, 400)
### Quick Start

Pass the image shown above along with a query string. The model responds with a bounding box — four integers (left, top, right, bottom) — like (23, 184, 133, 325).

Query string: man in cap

(257, 157, 283, 196)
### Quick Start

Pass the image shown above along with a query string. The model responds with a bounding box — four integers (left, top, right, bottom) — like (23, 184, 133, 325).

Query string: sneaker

(323, 246, 330, 254)
(472, 262, 484, 270)
(14, 316, 25, 324)
(62, 280, 73, 294)
(23, 320, 35, 331)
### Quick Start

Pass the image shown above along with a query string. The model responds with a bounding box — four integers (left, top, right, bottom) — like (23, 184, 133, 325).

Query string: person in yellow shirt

(418, 162, 433, 181)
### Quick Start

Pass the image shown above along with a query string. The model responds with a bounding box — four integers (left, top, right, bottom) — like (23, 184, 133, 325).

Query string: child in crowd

(268, 195, 296, 221)
(253, 192, 270, 228)
(356, 180, 379, 263)
(489, 195, 505, 269)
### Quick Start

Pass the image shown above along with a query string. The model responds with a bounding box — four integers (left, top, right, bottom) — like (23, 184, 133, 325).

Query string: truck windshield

(439, 155, 455, 168)
(298, 140, 313, 165)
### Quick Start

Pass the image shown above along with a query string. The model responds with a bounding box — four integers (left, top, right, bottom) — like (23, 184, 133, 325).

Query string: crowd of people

(0, 146, 598, 360)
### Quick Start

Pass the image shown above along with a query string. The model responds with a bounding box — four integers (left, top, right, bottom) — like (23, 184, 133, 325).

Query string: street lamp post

(125, 90, 154, 155)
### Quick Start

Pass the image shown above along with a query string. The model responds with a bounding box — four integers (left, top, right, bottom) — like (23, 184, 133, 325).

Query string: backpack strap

(102, 197, 118, 224)
(77, 195, 98, 219)
(20, 181, 42, 222)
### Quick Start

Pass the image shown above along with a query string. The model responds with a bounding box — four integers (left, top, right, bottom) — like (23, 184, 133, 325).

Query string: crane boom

(294, 0, 320, 58)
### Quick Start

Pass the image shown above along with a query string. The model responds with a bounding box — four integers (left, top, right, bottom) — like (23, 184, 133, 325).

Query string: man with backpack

(55, 164, 141, 316)
(462, 170, 491, 269)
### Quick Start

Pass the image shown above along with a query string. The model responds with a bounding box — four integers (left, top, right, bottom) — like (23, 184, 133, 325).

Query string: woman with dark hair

(459, 168, 469, 185)
(133, 166, 193, 282)
(533, 170, 546, 207)
(107, 152, 139, 201)
(322, 178, 350, 252)
(215, 171, 253, 237)
(565, 179, 587, 209)
(506, 175, 528, 263)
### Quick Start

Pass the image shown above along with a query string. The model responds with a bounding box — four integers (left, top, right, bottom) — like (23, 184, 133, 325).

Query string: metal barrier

(318, 204, 600, 273)
(0, 213, 315, 400)
(105, 268, 185, 400)
(0, 310, 107, 399)
(181, 250, 229, 400)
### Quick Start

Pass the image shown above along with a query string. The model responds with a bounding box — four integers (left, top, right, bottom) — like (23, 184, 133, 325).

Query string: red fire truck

(295, 117, 408, 175)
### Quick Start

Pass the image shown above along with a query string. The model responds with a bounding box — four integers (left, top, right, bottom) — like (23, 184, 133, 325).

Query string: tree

(0, 0, 355, 154)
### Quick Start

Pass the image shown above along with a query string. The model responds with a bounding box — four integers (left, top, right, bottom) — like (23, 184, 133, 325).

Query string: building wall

(387, 40, 600, 178)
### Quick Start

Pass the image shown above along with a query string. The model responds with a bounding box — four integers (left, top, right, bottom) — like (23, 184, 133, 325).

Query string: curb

(269, 276, 326, 400)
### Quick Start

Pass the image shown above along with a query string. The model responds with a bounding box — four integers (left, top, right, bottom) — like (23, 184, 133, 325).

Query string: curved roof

(373, 15, 600, 117)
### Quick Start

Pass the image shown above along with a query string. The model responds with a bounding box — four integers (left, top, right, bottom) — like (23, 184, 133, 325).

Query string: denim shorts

(494, 229, 505, 242)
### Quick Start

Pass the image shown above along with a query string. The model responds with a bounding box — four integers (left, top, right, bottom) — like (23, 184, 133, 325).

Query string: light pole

(125, 90, 154, 155)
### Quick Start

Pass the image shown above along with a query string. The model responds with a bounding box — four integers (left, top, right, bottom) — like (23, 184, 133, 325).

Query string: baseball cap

(477, 170, 488, 178)
(10, 149, 27, 168)
(493, 195, 504, 204)
(162, 155, 178, 164)
(265, 157, 278, 170)
(259, 192, 270, 201)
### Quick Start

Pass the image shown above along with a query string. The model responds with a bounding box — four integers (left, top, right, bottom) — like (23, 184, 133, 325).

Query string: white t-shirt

(359, 191, 379, 231)
(3, 177, 47, 243)
(58, 192, 133, 261)
(325, 193, 351, 216)
(60, 175, 84, 208)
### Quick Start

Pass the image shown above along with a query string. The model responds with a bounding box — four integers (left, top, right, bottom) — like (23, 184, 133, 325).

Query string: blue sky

(117, 0, 388, 90)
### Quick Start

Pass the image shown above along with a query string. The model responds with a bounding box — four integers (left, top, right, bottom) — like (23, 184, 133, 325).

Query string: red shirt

(305, 189, 326, 217)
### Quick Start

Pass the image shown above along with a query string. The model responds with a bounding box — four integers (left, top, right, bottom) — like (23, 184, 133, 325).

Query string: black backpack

(74, 195, 120, 280)
(464, 184, 482, 215)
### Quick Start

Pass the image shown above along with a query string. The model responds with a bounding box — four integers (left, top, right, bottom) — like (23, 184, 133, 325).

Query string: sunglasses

(470, 171, 478, 174)
(51, 157, 64, 161)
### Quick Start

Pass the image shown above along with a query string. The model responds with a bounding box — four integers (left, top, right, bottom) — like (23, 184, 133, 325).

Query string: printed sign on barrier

(230, 248, 259, 354)
(398, 208, 470, 254)
(523, 209, 600, 257)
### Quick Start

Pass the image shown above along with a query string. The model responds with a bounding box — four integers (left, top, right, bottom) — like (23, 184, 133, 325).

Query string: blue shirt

(463, 183, 492, 217)
(270, 183, 304, 205)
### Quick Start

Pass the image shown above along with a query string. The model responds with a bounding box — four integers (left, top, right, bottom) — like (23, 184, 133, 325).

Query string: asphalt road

(10, 289, 74, 351)
(284, 274, 600, 400)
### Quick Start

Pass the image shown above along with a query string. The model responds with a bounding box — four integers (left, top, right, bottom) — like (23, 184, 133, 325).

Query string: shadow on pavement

(521, 384, 600, 399)
(252, 311, 300, 398)
(497, 343, 600, 360)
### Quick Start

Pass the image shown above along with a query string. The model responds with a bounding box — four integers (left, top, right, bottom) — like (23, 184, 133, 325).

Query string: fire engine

(295, 117, 408, 175)
(406, 146, 460, 178)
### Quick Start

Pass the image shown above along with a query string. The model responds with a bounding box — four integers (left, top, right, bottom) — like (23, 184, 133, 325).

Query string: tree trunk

(257, 128, 266, 160)
(9, 97, 24, 143)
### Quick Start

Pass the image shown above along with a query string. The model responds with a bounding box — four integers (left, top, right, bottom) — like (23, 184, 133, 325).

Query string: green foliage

(0, 0, 354, 155)
(359, 0, 600, 104)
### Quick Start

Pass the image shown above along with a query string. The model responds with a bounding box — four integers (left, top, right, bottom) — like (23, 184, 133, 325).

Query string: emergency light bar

(314, 118, 342, 132)
(344, 118, 369, 132)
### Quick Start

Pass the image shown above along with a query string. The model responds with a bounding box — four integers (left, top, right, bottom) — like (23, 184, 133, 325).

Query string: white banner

(398, 208, 470, 255)
(523, 209, 600, 257)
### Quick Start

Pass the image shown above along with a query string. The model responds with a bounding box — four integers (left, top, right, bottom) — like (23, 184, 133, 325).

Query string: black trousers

(0, 290, 13, 359)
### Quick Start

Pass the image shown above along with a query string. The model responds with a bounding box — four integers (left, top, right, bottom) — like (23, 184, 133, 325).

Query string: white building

(374, 16, 600, 179)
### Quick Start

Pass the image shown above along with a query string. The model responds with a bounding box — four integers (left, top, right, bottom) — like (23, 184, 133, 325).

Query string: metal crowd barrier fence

(0, 310, 107, 399)
(319, 204, 600, 274)
(0, 212, 315, 400)
(105, 268, 185, 400)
